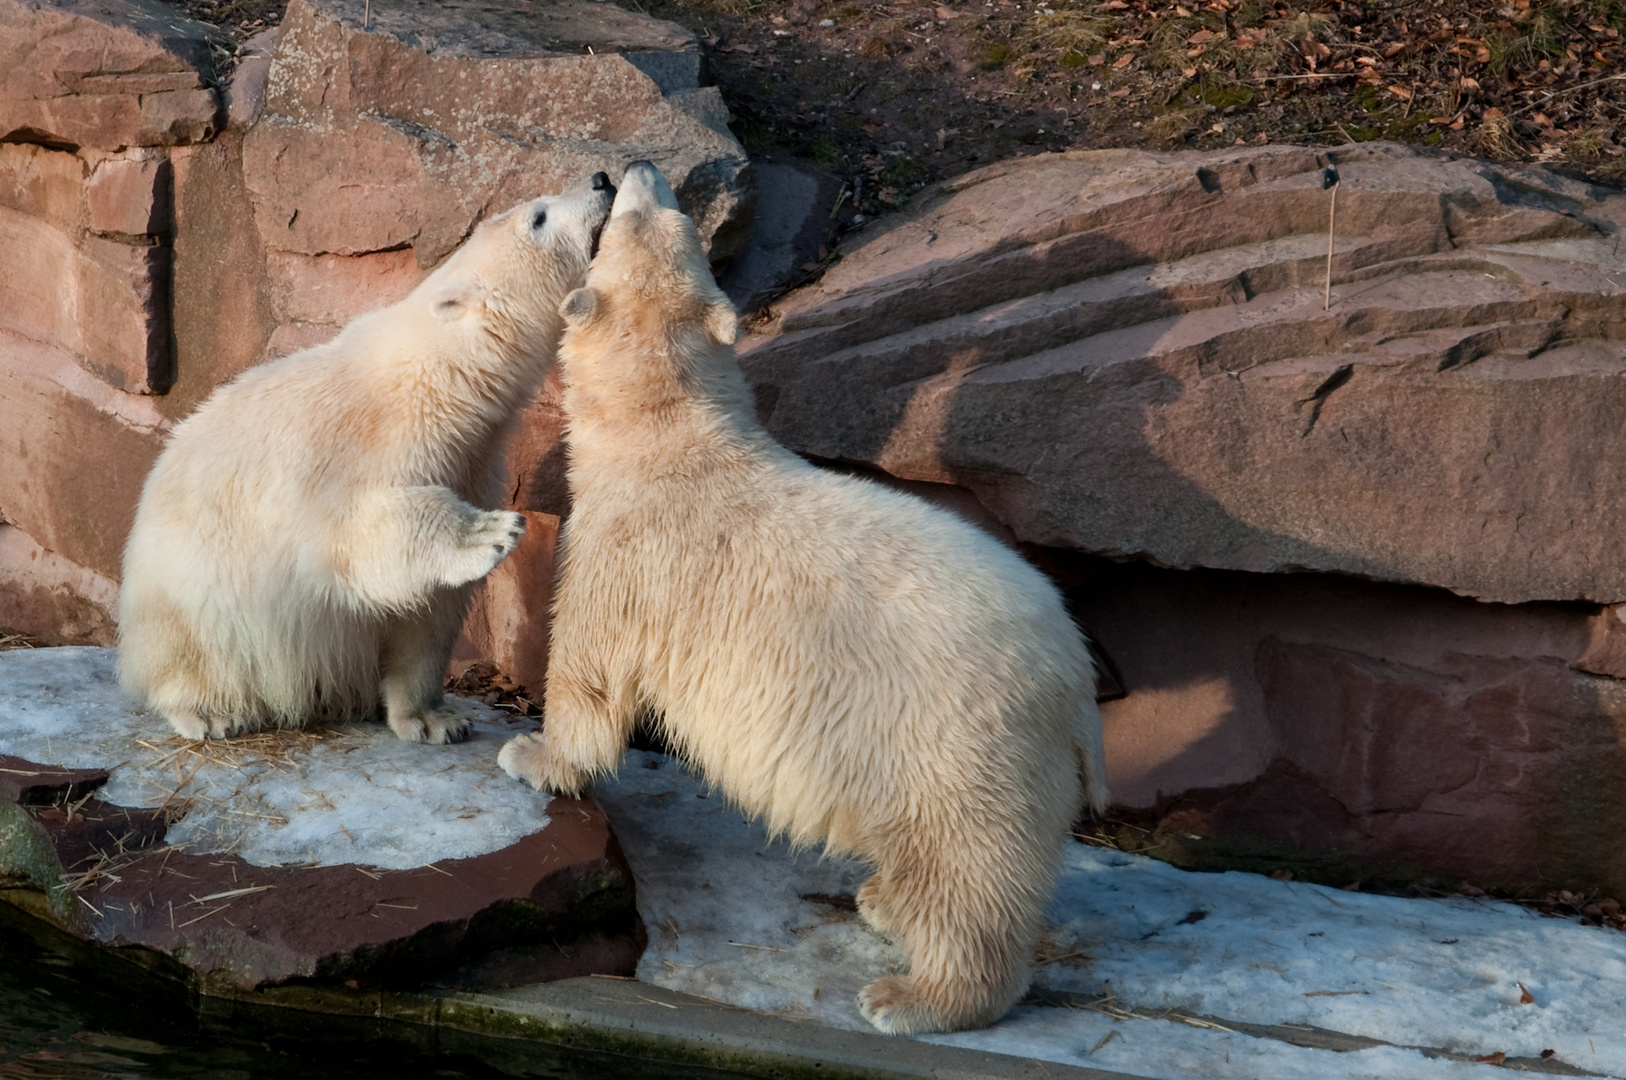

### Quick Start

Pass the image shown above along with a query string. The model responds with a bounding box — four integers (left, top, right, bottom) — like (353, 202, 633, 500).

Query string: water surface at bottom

(0, 902, 739, 1080)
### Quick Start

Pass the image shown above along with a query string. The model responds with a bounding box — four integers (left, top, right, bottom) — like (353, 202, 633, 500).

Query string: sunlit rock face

(743, 142, 1626, 605)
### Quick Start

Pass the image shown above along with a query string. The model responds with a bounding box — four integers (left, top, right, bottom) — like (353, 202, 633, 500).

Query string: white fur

(499, 162, 1109, 1034)
(118, 180, 615, 743)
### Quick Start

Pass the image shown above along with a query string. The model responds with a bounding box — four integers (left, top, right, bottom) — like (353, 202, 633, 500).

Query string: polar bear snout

(612, 160, 681, 218)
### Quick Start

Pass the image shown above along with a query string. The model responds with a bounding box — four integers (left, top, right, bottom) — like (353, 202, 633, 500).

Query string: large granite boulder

(0, 647, 640, 991)
(741, 142, 1626, 607)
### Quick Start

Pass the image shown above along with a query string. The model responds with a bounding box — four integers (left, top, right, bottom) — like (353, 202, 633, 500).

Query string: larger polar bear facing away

(500, 162, 1109, 1035)
(119, 174, 617, 744)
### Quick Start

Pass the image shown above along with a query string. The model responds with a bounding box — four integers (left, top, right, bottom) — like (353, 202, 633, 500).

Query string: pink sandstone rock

(245, 0, 751, 277)
(0, 207, 170, 393)
(0, 0, 220, 150)
(84, 152, 170, 236)
(1068, 555, 1626, 890)
(0, 328, 168, 581)
(740, 143, 1626, 606)
(0, 524, 117, 644)
(462, 511, 561, 700)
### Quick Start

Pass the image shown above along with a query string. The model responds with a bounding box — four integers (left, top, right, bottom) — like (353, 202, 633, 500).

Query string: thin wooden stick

(1324, 175, 1339, 311)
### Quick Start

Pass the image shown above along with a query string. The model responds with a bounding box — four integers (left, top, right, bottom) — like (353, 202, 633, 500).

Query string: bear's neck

(563, 345, 790, 490)
(385, 331, 552, 479)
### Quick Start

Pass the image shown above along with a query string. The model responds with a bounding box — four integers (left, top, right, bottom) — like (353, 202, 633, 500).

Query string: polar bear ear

(706, 301, 738, 346)
(431, 279, 483, 322)
(560, 288, 598, 327)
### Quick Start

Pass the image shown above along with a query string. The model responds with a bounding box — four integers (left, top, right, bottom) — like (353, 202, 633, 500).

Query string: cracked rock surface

(741, 142, 1626, 605)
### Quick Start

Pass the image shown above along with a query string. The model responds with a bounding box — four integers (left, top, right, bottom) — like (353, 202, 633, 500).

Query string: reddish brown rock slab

(3, 780, 639, 990)
(0, 753, 108, 806)
(0, 523, 119, 645)
(0, 143, 169, 237)
(0, 647, 642, 991)
(458, 511, 560, 702)
(244, 0, 751, 289)
(0, 206, 171, 393)
(0, 0, 222, 150)
(1071, 556, 1626, 892)
(741, 142, 1626, 605)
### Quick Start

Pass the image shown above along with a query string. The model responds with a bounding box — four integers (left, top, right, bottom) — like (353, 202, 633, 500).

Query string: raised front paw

(442, 510, 526, 586)
(498, 731, 587, 795)
(388, 703, 473, 745)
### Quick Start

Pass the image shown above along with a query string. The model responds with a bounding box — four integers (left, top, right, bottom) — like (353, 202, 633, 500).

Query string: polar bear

(498, 162, 1109, 1035)
(117, 173, 617, 744)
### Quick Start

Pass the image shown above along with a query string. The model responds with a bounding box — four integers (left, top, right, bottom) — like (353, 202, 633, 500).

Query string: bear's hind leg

(380, 590, 474, 744)
(856, 832, 1049, 1035)
(163, 707, 211, 741)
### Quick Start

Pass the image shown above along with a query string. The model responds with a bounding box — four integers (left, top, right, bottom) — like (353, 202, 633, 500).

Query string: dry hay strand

(0, 631, 37, 650)
(139, 725, 352, 775)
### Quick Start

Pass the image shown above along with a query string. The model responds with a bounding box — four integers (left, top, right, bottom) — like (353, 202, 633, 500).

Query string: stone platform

(0, 646, 640, 991)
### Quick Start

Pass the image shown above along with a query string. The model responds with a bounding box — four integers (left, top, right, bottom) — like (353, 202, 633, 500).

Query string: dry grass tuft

(1477, 107, 1524, 157)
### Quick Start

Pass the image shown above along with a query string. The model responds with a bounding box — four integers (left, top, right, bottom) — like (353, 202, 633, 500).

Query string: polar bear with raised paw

(118, 173, 617, 744)
(498, 162, 1108, 1035)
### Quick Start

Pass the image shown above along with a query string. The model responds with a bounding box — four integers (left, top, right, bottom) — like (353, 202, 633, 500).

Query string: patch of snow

(0, 647, 551, 870)
(594, 748, 1626, 1080)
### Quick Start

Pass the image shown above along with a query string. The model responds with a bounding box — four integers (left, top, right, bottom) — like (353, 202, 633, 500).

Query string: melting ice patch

(0, 647, 552, 870)
(594, 747, 1626, 1080)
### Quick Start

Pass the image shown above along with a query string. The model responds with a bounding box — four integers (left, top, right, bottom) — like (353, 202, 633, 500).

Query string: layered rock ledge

(0, 647, 640, 991)
(0, 0, 751, 648)
(741, 142, 1626, 606)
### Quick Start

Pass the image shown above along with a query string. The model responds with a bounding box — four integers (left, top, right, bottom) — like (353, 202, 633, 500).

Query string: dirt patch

(632, 0, 1626, 219)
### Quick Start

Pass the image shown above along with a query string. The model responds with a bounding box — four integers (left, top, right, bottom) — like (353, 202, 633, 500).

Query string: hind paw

(859, 975, 945, 1035)
(166, 709, 255, 740)
(165, 708, 211, 741)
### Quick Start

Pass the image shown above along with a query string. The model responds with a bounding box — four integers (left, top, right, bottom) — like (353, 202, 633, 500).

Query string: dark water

(0, 904, 742, 1080)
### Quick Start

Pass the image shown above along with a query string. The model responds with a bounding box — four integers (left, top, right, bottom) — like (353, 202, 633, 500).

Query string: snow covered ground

(0, 647, 549, 869)
(595, 748, 1626, 1080)
(7, 646, 1625, 1078)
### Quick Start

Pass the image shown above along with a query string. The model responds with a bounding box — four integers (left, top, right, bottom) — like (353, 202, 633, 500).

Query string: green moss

(1199, 82, 1255, 110)
(980, 42, 1016, 69)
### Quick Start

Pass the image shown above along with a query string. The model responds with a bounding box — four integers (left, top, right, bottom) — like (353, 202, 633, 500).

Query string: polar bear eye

(529, 208, 547, 231)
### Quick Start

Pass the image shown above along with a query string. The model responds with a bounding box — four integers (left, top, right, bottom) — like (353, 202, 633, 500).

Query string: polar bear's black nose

(591, 171, 614, 192)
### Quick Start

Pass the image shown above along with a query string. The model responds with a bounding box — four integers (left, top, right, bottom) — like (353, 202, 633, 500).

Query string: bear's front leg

(340, 486, 524, 612)
(499, 667, 635, 794)
(380, 588, 475, 744)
